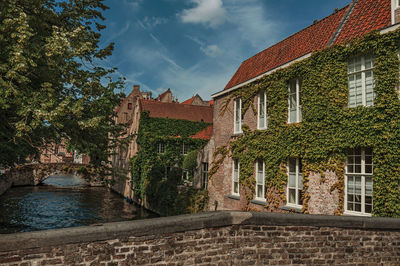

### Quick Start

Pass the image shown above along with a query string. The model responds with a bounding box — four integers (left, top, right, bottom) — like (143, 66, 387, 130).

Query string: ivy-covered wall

(210, 29, 400, 217)
(131, 112, 210, 216)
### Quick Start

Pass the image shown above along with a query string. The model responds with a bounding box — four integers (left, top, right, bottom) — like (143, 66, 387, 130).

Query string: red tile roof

(334, 0, 391, 44)
(191, 125, 213, 140)
(181, 96, 195, 105)
(224, 5, 349, 90)
(140, 99, 213, 123)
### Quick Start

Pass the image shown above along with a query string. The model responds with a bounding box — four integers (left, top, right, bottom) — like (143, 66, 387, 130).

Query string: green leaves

(130, 113, 210, 216)
(0, 0, 125, 167)
(215, 29, 400, 217)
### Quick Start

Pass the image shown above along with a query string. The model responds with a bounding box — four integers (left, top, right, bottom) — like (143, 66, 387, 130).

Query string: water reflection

(0, 175, 157, 234)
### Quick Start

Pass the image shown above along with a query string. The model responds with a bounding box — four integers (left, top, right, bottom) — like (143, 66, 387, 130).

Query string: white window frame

(255, 160, 266, 201)
(348, 55, 375, 107)
(234, 98, 243, 134)
(286, 158, 303, 208)
(201, 162, 208, 189)
(257, 90, 268, 130)
(181, 143, 188, 155)
(344, 148, 373, 217)
(232, 159, 240, 196)
(288, 79, 302, 123)
(157, 143, 165, 154)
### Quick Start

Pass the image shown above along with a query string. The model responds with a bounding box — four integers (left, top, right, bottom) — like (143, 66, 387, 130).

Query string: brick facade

(1, 211, 399, 265)
(207, 0, 399, 216)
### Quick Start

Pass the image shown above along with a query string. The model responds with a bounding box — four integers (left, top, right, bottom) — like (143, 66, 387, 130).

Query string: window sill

(257, 127, 268, 131)
(343, 211, 372, 217)
(232, 132, 243, 137)
(251, 199, 266, 206)
(282, 205, 302, 213)
(227, 194, 240, 201)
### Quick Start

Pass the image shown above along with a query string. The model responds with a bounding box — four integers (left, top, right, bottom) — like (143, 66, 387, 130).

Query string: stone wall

(1, 211, 400, 265)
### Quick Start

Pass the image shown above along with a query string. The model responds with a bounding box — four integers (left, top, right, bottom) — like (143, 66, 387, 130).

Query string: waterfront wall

(1, 211, 400, 265)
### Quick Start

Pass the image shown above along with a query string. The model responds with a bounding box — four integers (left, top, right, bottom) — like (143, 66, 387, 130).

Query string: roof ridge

(328, 0, 358, 46)
(140, 98, 213, 109)
(241, 4, 350, 65)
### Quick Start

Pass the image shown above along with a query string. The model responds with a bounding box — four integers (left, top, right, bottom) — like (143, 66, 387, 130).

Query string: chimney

(133, 84, 140, 95)
(392, 0, 400, 25)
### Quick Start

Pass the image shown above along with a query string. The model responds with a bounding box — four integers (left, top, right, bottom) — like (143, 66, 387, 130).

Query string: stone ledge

(1, 211, 400, 252)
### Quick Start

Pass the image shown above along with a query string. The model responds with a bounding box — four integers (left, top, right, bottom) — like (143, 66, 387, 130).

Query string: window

(288, 79, 302, 123)
(157, 143, 165, 154)
(128, 103, 132, 110)
(255, 160, 265, 200)
(345, 148, 373, 215)
(258, 90, 267, 129)
(234, 98, 243, 134)
(287, 158, 303, 207)
(232, 159, 240, 195)
(201, 162, 208, 189)
(181, 143, 188, 155)
(348, 55, 375, 107)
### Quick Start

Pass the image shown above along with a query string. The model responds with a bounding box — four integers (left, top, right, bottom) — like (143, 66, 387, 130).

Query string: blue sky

(100, 0, 350, 101)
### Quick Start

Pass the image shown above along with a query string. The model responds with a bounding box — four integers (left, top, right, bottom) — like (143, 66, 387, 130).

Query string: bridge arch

(7, 163, 104, 187)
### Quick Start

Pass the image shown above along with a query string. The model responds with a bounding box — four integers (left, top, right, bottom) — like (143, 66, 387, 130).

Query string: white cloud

(179, 0, 227, 28)
(137, 17, 168, 30)
(200, 44, 221, 57)
(122, 0, 143, 11)
(186, 35, 222, 57)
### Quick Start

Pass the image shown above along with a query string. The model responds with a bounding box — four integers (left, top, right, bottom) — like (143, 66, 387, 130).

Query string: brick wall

(209, 94, 274, 212)
(1, 211, 399, 265)
(209, 91, 345, 215)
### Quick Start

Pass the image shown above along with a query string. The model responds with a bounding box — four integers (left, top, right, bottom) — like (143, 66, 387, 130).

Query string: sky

(100, 0, 351, 102)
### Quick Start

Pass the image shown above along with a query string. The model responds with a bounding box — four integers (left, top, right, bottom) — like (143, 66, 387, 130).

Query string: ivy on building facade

(131, 111, 210, 216)
(211, 29, 400, 217)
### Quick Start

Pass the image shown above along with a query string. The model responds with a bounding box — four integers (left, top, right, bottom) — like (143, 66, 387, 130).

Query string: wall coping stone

(1, 211, 400, 252)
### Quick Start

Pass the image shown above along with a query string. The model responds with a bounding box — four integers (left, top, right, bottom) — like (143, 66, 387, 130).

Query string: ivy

(131, 111, 210, 216)
(211, 29, 400, 217)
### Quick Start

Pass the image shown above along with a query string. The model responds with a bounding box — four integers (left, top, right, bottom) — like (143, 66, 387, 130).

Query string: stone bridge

(0, 163, 104, 196)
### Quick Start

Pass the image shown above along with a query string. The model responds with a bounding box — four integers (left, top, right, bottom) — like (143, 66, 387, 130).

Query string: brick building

(39, 140, 90, 164)
(111, 86, 213, 203)
(208, 0, 400, 216)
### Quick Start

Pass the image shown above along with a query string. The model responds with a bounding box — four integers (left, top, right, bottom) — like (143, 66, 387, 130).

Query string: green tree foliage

(182, 150, 198, 177)
(0, 0, 125, 167)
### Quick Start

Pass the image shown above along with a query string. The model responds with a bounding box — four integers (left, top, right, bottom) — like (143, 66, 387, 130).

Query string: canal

(0, 175, 157, 234)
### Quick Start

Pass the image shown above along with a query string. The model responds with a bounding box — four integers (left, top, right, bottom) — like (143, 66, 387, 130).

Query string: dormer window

(234, 98, 243, 134)
(288, 79, 302, 123)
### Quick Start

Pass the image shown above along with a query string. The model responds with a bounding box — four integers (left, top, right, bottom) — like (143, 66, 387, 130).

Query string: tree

(0, 0, 125, 167)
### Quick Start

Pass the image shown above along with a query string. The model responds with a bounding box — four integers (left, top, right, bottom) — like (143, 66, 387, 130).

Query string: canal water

(0, 175, 157, 234)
